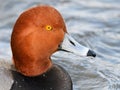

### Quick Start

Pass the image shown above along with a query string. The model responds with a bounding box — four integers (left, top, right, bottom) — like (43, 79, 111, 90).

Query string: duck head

(11, 5, 96, 77)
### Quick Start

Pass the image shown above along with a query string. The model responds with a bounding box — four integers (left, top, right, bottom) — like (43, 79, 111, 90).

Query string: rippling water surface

(0, 0, 120, 90)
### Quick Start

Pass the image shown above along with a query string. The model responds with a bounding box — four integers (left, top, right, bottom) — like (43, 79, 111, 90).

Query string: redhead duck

(9, 5, 96, 90)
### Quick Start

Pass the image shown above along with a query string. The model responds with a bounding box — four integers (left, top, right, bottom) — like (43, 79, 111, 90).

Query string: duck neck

(13, 57, 53, 77)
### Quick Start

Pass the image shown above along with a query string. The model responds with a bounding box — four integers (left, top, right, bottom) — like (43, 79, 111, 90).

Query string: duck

(2, 5, 96, 90)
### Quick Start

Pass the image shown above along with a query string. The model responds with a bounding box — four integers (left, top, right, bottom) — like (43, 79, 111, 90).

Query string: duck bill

(58, 33, 96, 57)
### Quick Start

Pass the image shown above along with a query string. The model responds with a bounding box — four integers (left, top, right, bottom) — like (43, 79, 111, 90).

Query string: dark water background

(0, 0, 120, 90)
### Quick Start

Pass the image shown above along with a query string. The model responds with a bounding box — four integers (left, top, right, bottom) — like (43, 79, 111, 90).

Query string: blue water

(0, 0, 120, 90)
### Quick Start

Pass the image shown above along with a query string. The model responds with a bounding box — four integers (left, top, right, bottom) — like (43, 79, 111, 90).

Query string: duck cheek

(55, 29, 65, 43)
(53, 31, 65, 52)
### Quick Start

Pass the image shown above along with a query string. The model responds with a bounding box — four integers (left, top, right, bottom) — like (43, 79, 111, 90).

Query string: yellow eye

(45, 25, 52, 31)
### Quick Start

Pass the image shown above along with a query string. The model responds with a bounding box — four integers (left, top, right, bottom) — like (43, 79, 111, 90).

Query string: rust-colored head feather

(11, 5, 66, 76)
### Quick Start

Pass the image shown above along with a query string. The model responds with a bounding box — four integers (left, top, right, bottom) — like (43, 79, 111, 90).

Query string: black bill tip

(87, 50, 96, 57)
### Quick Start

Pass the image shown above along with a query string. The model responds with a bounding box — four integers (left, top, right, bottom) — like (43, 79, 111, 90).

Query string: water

(0, 0, 120, 90)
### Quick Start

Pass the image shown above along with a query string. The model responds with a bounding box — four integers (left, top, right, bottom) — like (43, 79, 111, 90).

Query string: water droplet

(50, 87, 53, 90)
(18, 85, 22, 88)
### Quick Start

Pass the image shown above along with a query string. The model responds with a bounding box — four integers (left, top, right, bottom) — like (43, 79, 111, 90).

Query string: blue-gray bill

(59, 33, 96, 58)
